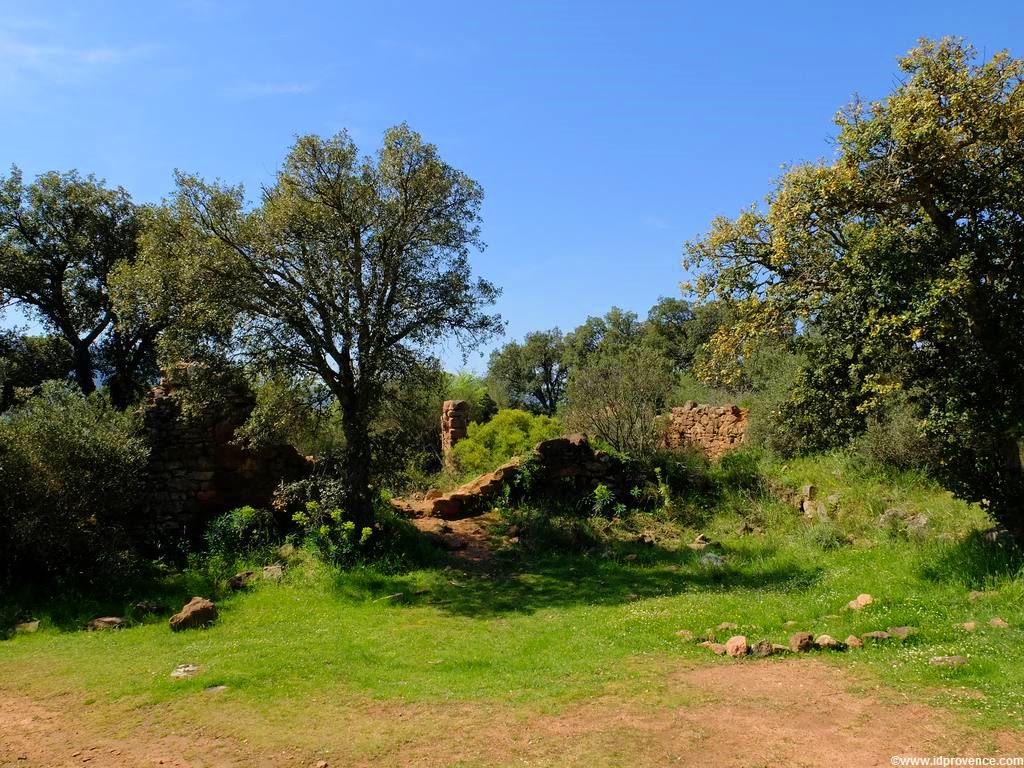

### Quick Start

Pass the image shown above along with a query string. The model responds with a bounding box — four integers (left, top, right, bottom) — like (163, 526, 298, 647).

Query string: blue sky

(2, 1, 1022, 371)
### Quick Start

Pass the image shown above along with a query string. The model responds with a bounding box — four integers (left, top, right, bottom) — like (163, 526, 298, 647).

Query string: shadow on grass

(919, 530, 1023, 589)
(331, 538, 824, 618)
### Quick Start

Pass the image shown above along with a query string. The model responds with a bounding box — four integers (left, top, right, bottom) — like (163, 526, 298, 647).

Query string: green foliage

(204, 506, 279, 560)
(444, 371, 496, 425)
(172, 124, 502, 526)
(852, 395, 941, 473)
(486, 329, 568, 415)
(565, 345, 674, 460)
(0, 381, 149, 588)
(0, 331, 74, 412)
(292, 501, 374, 567)
(449, 409, 562, 478)
(685, 38, 1024, 537)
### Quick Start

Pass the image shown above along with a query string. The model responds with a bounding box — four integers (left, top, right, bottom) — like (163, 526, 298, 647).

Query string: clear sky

(2, 1, 1022, 370)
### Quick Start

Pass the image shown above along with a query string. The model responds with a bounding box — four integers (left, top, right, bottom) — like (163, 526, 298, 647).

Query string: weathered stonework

(441, 399, 470, 468)
(661, 401, 748, 459)
(141, 365, 311, 542)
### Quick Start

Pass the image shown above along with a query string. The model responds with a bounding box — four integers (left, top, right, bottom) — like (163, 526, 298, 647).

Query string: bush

(565, 345, 673, 461)
(0, 381, 149, 588)
(852, 397, 940, 473)
(204, 505, 279, 560)
(449, 409, 562, 478)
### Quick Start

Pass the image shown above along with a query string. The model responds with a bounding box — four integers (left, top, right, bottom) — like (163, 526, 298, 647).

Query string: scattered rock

(424, 489, 443, 500)
(14, 620, 39, 634)
(789, 631, 815, 652)
(861, 630, 890, 643)
(846, 593, 874, 610)
(717, 622, 739, 631)
(170, 663, 200, 679)
(815, 634, 844, 650)
(801, 484, 816, 500)
(227, 570, 256, 591)
(989, 617, 1010, 629)
(905, 514, 929, 540)
(750, 640, 775, 657)
(957, 621, 978, 632)
(624, 553, 638, 561)
(132, 600, 166, 616)
(845, 635, 863, 649)
(699, 552, 726, 568)
(968, 590, 993, 602)
(699, 641, 728, 655)
(725, 635, 749, 658)
(86, 616, 124, 631)
(930, 655, 968, 668)
(736, 521, 762, 535)
(675, 629, 694, 641)
(825, 493, 841, 507)
(262, 563, 284, 582)
(691, 533, 712, 550)
(204, 685, 228, 693)
(315, 760, 329, 768)
(169, 597, 217, 632)
(783, 620, 798, 628)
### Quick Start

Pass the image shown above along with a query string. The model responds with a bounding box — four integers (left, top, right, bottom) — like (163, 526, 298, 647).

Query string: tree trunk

(991, 434, 1024, 544)
(339, 390, 376, 530)
(71, 344, 96, 396)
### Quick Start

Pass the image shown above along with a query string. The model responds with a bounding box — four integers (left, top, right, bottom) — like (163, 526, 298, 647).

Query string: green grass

(2, 450, 1022, 741)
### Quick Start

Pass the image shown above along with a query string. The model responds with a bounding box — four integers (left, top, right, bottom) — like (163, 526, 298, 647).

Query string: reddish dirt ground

(2, 659, 1021, 768)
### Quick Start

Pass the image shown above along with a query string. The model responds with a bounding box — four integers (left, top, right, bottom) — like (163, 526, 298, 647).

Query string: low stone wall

(661, 401, 748, 460)
(141, 366, 311, 542)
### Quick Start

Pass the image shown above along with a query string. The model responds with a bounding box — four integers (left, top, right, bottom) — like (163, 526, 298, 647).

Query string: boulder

(169, 597, 217, 632)
(846, 593, 874, 610)
(170, 663, 200, 679)
(860, 630, 890, 643)
(717, 622, 739, 631)
(750, 640, 775, 657)
(845, 635, 863, 649)
(814, 634, 844, 650)
(699, 641, 728, 655)
(789, 631, 815, 652)
(86, 616, 124, 631)
(262, 564, 284, 582)
(989, 617, 1009, 629)
(957, 621, 978, 632)
(14, 620, 39, 634)
(227, 570, 256, 591)
(675, 629, 694, 641)
(725, 635, 749, 658)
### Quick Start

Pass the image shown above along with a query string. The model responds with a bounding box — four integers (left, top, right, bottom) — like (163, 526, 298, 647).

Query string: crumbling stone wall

(441, 399, 470, 468)
(661, 401, 748, 459)
(142, 366, 311, 541)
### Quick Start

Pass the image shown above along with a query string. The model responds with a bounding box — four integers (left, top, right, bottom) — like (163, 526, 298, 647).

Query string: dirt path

(2, 660, 1020, 767)
(412, 510, 499, 566)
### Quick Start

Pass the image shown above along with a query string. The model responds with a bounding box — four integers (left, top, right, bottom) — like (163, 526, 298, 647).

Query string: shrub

(565, 345, 673, 461)
(0, 381, 149, 588)
(204, 505, 279, 560)
(852, 396, 940, 473)
(449, 409, 562, 478)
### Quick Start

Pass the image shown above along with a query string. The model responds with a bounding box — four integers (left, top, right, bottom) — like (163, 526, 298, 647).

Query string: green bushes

(0, 381, 149, 588)
(449, 409, 562, 478)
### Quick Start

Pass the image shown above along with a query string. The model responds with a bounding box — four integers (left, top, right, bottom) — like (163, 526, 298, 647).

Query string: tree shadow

(918, 530, 1023, 589)
(333, 537, 824, 618)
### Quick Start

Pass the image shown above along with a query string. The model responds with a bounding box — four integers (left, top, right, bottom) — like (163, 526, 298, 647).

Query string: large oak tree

(175, 124, 502, 525)
(685, 39, 1024, 540)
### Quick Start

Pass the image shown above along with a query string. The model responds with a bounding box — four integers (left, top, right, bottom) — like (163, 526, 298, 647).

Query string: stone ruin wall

(660, 401, 749, 460)
(441, 399, 470, 468)
(142, 366, 311, 541)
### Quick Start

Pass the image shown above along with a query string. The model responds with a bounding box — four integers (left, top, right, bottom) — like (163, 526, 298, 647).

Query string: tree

(0, 330, 74, 412)
(0, 168, 160, 408)
(643, 296, 732, 373)
(486, 329, 568, 415)
(685, 38, 1024, 540)
(174, 125, 502, 526)
(565, 345, 673, 460)
(563, 307, 642, 369)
